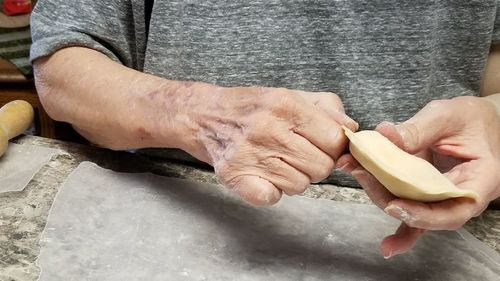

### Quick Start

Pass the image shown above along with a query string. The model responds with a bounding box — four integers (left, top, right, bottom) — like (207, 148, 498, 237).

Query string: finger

(338, 152, 427, 257)
(227, 175, 282, 206)
(295, 91, 359, 131)
(291, 108, 347, 159)
(294, 90, 346, 112)
(383, 159, 495, 230)
(392, 100, 455, 154)
(350, 167, 397, 210)
(383, 157, 494, 231)
(336, 153, 359, 173)
(270, 90, 349, 159)
(450, 161, 498, 213)
(375, 121, 405, 149)
(274, 132, 335, 183)
(335, 153, 397, 209)
(384, 197, 478, 230)
(259, 156, 312, 196)
(380, 222, 426, 259)
(376, 121, 433, 161)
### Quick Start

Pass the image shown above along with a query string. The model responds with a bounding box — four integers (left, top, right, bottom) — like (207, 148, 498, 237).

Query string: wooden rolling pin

(0, 100, 34, 156)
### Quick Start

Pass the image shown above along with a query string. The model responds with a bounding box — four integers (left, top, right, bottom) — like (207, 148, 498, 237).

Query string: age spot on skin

(180, 81, 195, 88)
(137, 126, 152, 141)
(147, 90, 160, 100)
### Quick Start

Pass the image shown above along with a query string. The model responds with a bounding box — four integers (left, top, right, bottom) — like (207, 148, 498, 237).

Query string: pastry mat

(37, 162, 500, 280)
(0, 142, 61, 193)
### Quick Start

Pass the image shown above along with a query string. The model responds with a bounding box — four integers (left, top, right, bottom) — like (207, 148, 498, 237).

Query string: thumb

(227, 175, 282, 206)
(386, 101, 454, 154)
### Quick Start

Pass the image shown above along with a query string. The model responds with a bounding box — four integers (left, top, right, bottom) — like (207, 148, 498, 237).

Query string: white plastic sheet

(0, 143, 61, 193)
(37, 162, 500, 280)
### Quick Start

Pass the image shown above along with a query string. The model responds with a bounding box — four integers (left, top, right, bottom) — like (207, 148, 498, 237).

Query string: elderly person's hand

(337, 96, 500, 258)
(35, 47, 357, 207)
(177, 83, 358, 205)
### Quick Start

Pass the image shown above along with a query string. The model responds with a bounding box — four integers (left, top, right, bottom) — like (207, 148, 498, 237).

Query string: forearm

(483, 93, 500, 115)
(481, 93, 500, 205)
(481, 44, 500, 113)
(480, 44, 500, 97)
(33, 47, 192, 150)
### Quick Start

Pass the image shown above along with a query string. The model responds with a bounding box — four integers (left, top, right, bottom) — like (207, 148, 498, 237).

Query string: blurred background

(0, 0, 86, 143)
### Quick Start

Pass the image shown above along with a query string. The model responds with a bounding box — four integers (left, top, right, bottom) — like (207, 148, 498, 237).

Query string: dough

(343, 127, 479, 202)
(36, 162, 500, 280)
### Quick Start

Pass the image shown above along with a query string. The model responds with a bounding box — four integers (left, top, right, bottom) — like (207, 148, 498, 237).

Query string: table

(1, 135, 499, 281)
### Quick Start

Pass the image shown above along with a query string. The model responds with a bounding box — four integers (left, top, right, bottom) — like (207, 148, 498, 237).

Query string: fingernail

(338, 162, 353, 173)
(343, 114, 359, 130)
(394, 124, 410, 149)
(384, 204, 413, 223)
(394, 124, 403, 136)
(383, 249, 404, 259)
(350, 168, 366, 178)
(350, 169, 371, 188)
(383, 250, 393, 259)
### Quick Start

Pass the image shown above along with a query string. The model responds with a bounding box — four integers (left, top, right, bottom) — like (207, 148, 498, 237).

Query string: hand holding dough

(0, 100, 34, 157)
(343, 127, 479, 202)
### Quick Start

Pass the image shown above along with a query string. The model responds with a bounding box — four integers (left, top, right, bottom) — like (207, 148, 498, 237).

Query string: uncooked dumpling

(343, 127, 479, 202)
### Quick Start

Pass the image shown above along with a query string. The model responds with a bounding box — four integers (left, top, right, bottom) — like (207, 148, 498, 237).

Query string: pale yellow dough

(343, 127, 479, 202)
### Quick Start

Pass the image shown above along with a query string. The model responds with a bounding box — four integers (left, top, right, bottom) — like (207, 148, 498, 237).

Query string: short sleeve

(30, 0, 146, 69)
(493, 1, 500, 44)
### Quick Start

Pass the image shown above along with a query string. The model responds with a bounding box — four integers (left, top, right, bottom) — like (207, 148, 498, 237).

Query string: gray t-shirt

(30, 0, 500, 186)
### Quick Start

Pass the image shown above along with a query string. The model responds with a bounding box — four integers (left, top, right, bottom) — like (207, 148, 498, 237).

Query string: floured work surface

(0, 142, 61, 193)
(37, 162, 500, 281)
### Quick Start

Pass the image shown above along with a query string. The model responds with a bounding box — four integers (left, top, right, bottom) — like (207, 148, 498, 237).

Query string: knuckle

(213, 159, 247, 188)
(316, 159, 335, 181)
(271, 131, 294, 148)
(400, 122, 420, 150)
(426, 99, 447, 108)
(451, 95, 476, 104)
(224, 175, 279, 206)
(295, 175, 311, 193)
(248, 120, 293, 148)
(246, 116, 274, 142)
(297, 179, 311, 193)
(308, 157, 335, 182)
(425, 99, 453, 119)
(214, 163, 236, 186)
(326, 93, 343, 107)
(270, 91, 300, 115)
(224, 174, 243, 190)
(262, 156, 283, 171)
(284, 176, 310, 195)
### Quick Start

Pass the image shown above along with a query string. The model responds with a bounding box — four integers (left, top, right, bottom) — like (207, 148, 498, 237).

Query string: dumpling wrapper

(343, 127, 479, 202)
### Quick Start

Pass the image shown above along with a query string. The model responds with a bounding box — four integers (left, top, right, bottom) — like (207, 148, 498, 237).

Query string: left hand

(337, 96, 500, 258)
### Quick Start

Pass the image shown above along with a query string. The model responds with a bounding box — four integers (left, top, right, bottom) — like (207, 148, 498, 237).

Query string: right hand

(175, 83, 358, 205)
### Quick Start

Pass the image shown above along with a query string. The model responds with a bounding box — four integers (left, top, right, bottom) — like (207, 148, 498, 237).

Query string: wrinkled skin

(338, 96, 500, 258)
(35, 48, 361, 207)
(177, 83, 358, 205)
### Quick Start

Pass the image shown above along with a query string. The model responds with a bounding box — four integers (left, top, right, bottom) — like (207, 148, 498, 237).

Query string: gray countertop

(1, 135, 499, 281)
